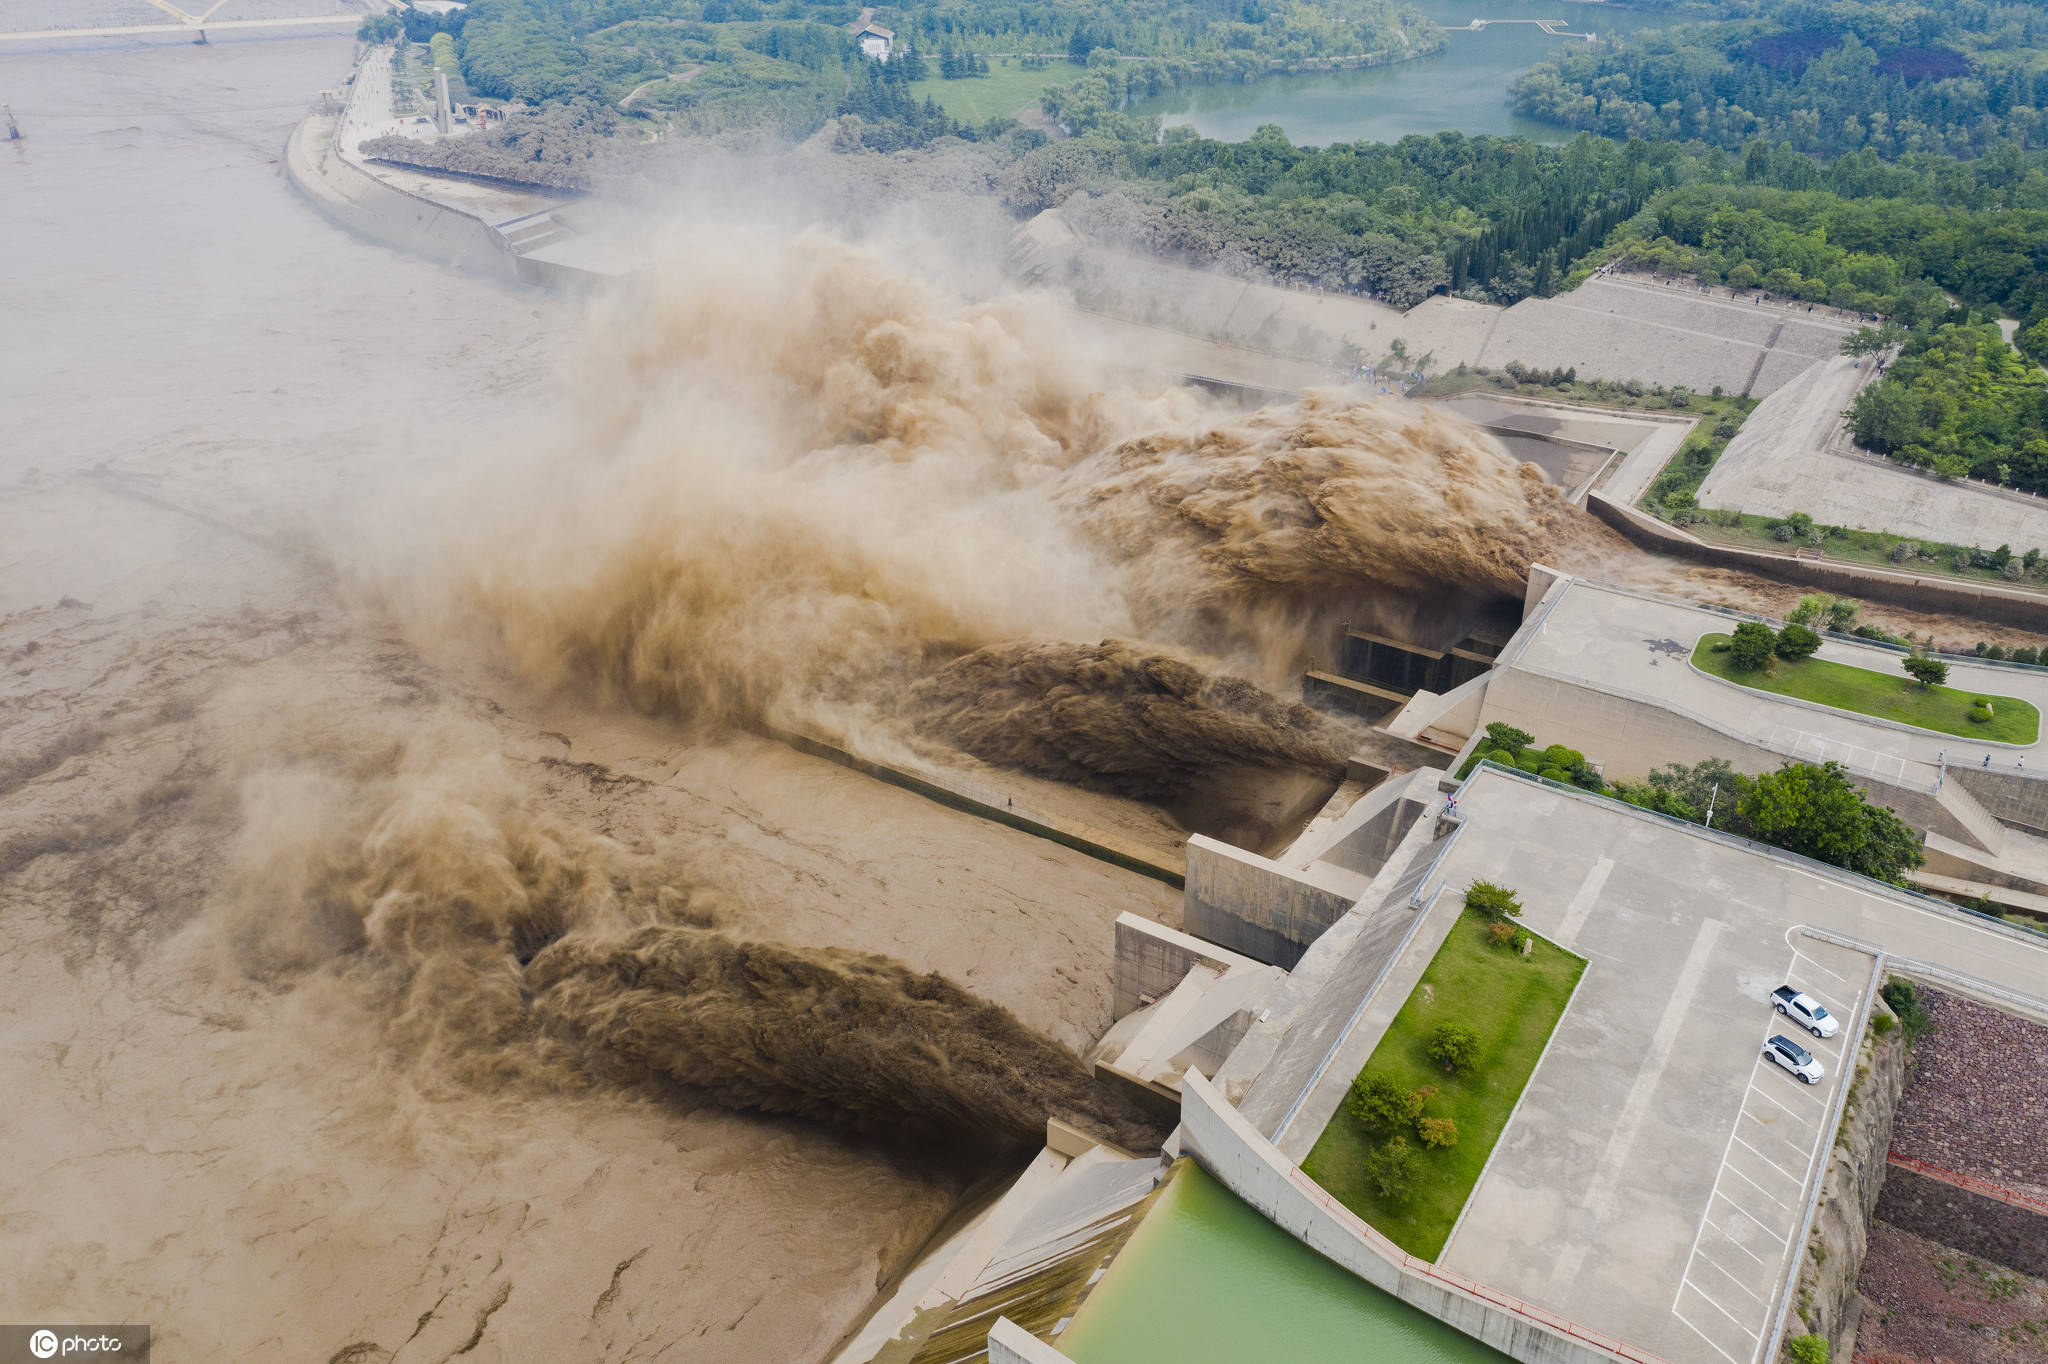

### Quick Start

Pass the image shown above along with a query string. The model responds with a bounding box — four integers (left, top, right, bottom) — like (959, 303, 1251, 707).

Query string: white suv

(1772, 986, 1840, 1038)
(1763, 1034, 1825, 1085)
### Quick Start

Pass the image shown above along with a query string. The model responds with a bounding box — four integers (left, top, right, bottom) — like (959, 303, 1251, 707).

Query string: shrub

(1880, 979, 1933, 1044)
(1787, 1332, 1830, 1364)
(1518, 752, 1545, 773)
(1729, 621, 1777, 669)
(1542, 744, 1585, 771)
(2014, 647, 2041, 665)
(1346, 1070, 1424, 1132)
(1484, 721, 1533, 753)
(1465, 880, 1523, 922)
(1485, 920, 1526, 950)
(1969, 699, 1994, 723)
(1429, 1022, 1482, 1074)
(1902, 655, 1948, 688)
(1987, 644, 2009, 661)
(1888, 541, 1915, 563)
(1417, 1116, 1459, 1149)
(1869, 1012, 1895, 1036)
(1787, 594, 1831, 626)
(1538, 765, 1570, 781)
(1362, 1136, 1420, 1203)
(1775, 623, 1822, 660)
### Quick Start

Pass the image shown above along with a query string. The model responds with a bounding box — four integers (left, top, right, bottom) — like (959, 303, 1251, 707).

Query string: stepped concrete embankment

(283, 111, 522, 280)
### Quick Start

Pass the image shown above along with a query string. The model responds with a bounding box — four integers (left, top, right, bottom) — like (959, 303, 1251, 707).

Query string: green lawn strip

(1692, 633, 2042, 743)
(1301, 909, 1585, 1260)
(906, 64, 1074, 122)
(1680, 512, 2048, 593)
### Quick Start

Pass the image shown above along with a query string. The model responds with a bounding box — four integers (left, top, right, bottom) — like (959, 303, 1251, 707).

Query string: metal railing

(1884, 1152, 2048, 1216)
(1285, 1169, 1679, 1364)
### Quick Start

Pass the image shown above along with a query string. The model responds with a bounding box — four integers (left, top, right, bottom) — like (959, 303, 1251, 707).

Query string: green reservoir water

(1128, 0, 1668, 147)
(1057, 1163, 1508, 1364)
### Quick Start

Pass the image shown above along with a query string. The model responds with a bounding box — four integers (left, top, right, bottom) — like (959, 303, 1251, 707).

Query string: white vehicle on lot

(1763, 1034, 1825, 1085)
(1771, 985, 1839, 1038)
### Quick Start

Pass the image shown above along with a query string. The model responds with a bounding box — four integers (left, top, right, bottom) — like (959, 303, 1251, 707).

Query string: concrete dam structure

(843, 551, 2048, 1364)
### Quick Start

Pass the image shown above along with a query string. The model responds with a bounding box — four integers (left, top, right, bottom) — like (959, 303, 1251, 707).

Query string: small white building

(855, 23, 893, 60)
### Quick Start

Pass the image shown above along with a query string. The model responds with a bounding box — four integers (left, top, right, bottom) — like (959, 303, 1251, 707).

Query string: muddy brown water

(4, 19, 2036, 1364)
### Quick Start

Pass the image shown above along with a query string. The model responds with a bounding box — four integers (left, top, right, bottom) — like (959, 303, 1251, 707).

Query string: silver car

(1763, 1034, 1825, 1085)
(1772, 985, 1840, 1038)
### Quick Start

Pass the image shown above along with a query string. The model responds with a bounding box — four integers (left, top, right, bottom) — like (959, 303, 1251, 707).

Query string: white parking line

(1675, 1304, 1751, 1364)
(1688, 1278, 1760, 1334)
(1730, 1134, 1805, 1184)
(1745, 1082, 1824, 1125)
(1715, 1191, 1790, 1245)
(1693, 1249, 1769, 1303)
(1704, 1226, 1770, 1266)
(1740, 1108, 1818, 1162)
(1722, 1161, 1794, 1211)
(1788, 946, 1853, 989)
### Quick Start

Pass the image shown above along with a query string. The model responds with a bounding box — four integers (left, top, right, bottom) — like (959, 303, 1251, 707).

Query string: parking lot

(1672, 939, 1867, 1364)
(1422, 774, 1882, 1364)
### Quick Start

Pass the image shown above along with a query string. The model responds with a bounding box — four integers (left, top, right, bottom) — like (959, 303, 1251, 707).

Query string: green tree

(1842, 325, 1903, 358)
(1362, 1136, 1420, 1203)
(1729, 621, 1777, 670)
(1902, 655, 1948, 688)
(1483, 722, 1533, 754)
(1346, 1070, 1424, 1133)
(1738, 761, 1925, 883)
(1428, 1022, 1482, 1074)
(1417, 1115, 1459, 1149)
(1464, 880, 1523, 922)
(1775, 624, 1822, 660)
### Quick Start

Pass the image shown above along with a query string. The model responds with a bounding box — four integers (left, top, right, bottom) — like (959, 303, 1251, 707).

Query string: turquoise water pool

(1057, 1162, 1509, 1363)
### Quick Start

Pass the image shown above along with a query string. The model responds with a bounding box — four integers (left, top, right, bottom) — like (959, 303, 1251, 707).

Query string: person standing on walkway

(1985, 753, 1994, 767)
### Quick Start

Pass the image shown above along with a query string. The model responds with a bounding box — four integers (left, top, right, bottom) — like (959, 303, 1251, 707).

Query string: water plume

(373, 230, 1605, 795)
(908, 640, 1353, 800)
(216, 713, 1159, 1152)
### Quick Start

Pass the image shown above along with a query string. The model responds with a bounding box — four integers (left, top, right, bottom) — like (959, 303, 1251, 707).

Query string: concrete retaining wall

(1876, 1166, 2048, 1277)
(1111, 913, 1262, 1019)
(284, 114, 523, 282)
(1587, 492, 2048, 633)
(1184, 835, 1358, 969)
(1790, 1002, 1907, 1360)
(1480, 667, 1999, 852)
(1950, 765, 2048, 838)
(1180, 1073, 1639, 1364)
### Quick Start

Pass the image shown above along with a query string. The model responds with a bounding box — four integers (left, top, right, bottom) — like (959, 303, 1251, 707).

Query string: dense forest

(997, 129, 2048, 323)
(1847, 321, 2048, 492)
(1510, 0, 2048, 159)
(396, 0, 1435, 130)
(354, 0, 2048, 484)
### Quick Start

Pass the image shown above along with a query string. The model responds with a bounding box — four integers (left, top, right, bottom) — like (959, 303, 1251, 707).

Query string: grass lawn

(906, 63, 1073, 122)
(1301, 908, 1585, 1260)
(1681, 512, 2048, 595)
(1693, 633, 2042, 744)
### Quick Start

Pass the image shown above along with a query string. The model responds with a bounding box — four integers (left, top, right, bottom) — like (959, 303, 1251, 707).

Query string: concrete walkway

(1514, 579, 2048, 778)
